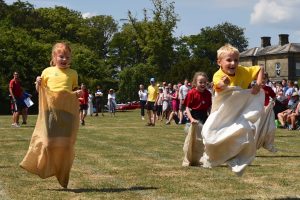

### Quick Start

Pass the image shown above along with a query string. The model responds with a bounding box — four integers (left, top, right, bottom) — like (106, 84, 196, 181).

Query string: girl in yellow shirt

(20, 42, 81, 188)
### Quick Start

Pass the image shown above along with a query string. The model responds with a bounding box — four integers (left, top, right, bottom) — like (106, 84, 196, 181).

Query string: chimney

(261, 36, 271, 47)
(279, 34, 289, 45)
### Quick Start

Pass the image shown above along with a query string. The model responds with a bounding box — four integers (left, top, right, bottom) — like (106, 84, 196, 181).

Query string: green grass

(0, 110, 300, 200)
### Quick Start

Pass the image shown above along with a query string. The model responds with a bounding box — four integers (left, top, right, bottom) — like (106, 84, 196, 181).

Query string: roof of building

(240, 43, 300, 57)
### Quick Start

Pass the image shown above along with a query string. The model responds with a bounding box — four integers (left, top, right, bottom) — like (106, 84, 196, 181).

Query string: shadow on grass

(256, 155, 300, 158)
(239, 198, 300, 200)
(0, 139, 28, 142)
(0, 166, 12, 169)
(276, 135, 298, 138)
(216, 164, 261, 168)
(21, 125, 35, 128)
(48, 186, 158, 193)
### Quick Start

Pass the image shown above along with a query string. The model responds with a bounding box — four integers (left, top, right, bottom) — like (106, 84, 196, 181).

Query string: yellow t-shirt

(213, 65, 260, 90)
(41, 67, 78, 92)
(147, 85, 159, 102)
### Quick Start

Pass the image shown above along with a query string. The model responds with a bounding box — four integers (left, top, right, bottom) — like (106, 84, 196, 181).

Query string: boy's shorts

(80, 104, 88, 111)
(146, 102, 156, 111)
(13, 98, 25, 113)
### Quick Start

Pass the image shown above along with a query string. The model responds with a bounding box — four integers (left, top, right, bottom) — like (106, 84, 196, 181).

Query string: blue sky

(4, 0, 300, 48)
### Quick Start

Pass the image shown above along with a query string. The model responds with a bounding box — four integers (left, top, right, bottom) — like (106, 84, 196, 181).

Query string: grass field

(0, 110, 300, 200)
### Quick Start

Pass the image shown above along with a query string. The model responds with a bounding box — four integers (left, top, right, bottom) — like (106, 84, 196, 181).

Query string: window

(296, 63, 300, 76)
(275, 63, 281, 76)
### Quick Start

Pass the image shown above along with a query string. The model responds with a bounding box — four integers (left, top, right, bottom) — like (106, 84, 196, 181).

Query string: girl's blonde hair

(192, 72, 208, 87)
(50, 42, 72, 66)
(217, 44, 239, 60)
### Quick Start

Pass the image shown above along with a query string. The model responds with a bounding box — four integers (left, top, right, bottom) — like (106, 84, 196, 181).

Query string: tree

(0, 0, 8, 20)
(109, 24, 144, 72)
(213, 22, 248, 52)
(170, 58, 215, 82)
(118, 63, 157, 102)
(127, 0, 179, 80)
(185, 22, 248, 67)
(36, 6, 84, 42)
(0, 24, 51, 114)
(71, 43, 116, 92)
(83, 15, 118, 59)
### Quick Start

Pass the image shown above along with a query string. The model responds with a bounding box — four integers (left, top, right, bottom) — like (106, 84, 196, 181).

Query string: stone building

(239, 34, 300, 81)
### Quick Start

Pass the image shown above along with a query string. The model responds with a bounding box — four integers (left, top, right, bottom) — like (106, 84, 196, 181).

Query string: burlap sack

(201, 87, 265, 175)
(20, 86, 79, 188)
(182, 123, 204, 167)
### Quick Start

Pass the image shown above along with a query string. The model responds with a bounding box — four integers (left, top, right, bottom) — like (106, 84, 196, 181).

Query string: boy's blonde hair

(50, 42, 72, 66)
(217, 44, 239, 60)
(192, 72, 208, 87)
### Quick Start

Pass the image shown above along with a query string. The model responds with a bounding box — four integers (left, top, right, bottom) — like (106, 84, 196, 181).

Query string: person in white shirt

(178, 79, 190, 124)
(87, 89, 94, 116)
(107, 89, 116, 116)
(138, 84, 148, 120)
(95, 85, 104, 116)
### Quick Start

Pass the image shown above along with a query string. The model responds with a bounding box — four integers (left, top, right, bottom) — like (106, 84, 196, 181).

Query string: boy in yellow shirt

(201, 44, 266, 176)
(213, 44, 264, 94)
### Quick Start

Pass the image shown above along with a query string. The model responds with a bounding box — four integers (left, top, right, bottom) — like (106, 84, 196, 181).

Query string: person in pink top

(166, 84, 180, 125)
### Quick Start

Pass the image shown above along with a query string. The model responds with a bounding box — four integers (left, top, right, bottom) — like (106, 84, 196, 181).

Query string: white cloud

(82, 12, 97, 19)
(250, 0, 300, 28)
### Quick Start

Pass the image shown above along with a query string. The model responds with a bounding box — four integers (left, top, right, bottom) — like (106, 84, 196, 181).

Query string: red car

(116, 101, 141, 111)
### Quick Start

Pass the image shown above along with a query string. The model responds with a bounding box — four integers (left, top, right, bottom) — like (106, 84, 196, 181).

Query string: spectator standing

(95, 85, 104, 116)
(9, 71, 24, 127)
(146, 78, 159, 126)
(166, 84, 180, 125)
(261, 73, 276, 107)
(282, 79, 288, 95)
(87, 89, 94, 116)
(20, 91, 33, 125)
(138, 84, 147, 120)
(79, 84, 89, 125)
(156, 87, 164, 121)
(162, 86, 171, 121)
(107, 89, 116, 117)
(178, 79, 190, 124)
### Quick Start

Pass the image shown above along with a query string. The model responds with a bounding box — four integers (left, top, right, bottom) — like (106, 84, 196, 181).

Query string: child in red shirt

(79, 83, 89, 125)
(184, 72, 212, 124)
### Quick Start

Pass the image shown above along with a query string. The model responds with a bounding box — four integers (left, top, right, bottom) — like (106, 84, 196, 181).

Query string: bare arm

(35, 76, 42, 92)
(215, 75, 230, 92)
(185, 106, 198, 124)
(9, 87, 15, 100)
(251, 65, 264, 94)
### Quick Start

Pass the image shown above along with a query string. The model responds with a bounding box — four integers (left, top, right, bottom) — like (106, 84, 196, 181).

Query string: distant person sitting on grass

(277, 92, 299, 129)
